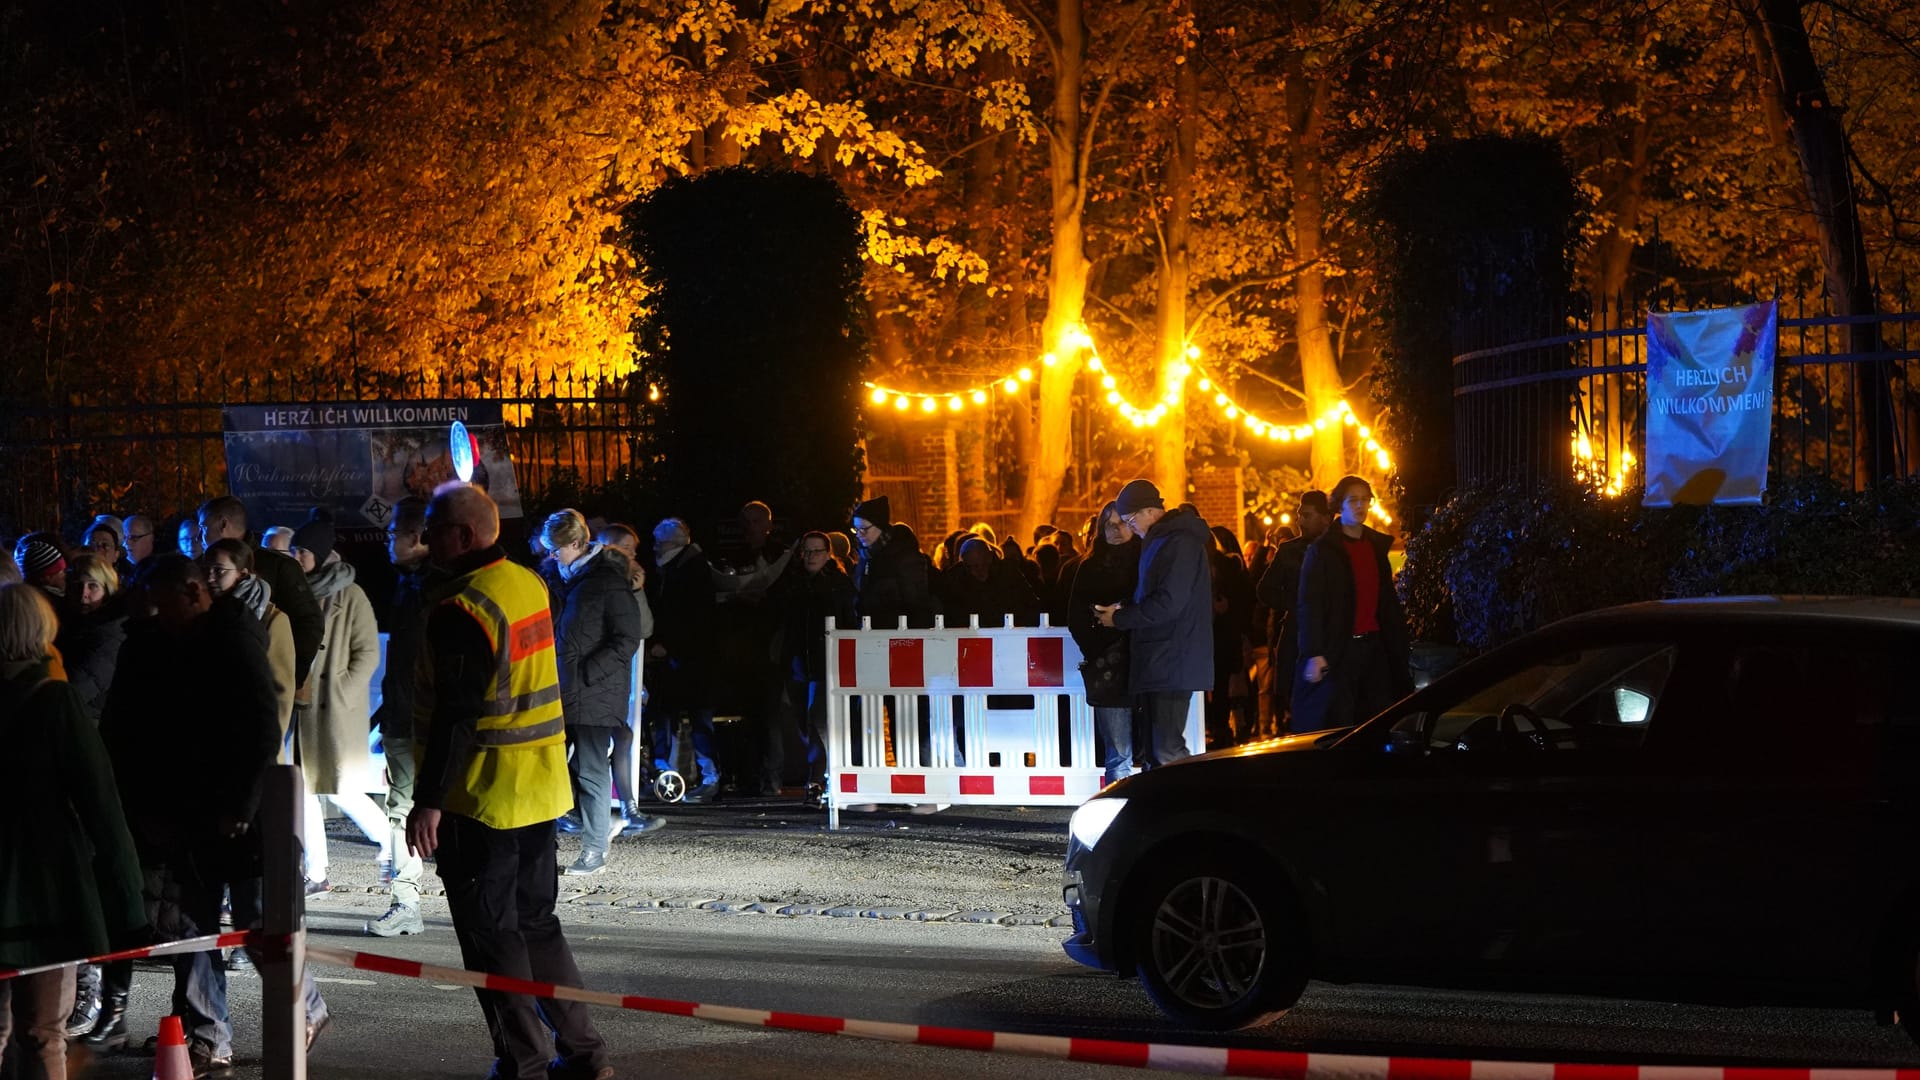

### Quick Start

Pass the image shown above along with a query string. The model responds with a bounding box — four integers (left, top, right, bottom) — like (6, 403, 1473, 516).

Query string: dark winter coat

(55, 598, 128, 724)
(254, 545, 324, 687)
(1210, 549, 1255, 667)
(1067, 536, 1140, 708)
(1112, 508, 1215, 694)
(1291, 525, 1412, 731)
(646, 543, 717, 707)
(770, 557, 859, 683)
(937, 557, 1040, 628)
(546, 546, 644, 728)
(0, 658, 146, 969)
(100, 596, 283, 863)
(374, 559, 447, 742)
(1256, 534, 1313, 713)
(853, 527, 936, 629)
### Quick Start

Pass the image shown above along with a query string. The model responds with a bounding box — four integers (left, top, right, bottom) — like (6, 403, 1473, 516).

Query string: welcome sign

(223, 400, 523, 529)
(1643, 301, 1777, 507)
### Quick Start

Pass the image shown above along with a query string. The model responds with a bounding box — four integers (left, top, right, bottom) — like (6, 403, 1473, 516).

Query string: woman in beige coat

(292, 512, 384, 889)
(204, 539, 298, 749)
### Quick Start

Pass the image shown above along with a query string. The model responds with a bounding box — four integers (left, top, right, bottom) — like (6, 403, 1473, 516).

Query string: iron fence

(1452, 291, 1920, 494)
(0, 364, 655, 541)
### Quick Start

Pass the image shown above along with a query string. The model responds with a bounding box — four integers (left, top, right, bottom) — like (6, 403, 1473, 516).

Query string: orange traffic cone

(151, 1015, 191, 1080)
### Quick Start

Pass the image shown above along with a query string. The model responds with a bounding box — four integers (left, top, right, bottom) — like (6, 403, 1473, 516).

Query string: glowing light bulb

(1262, 515, 1274, 526)
(1278, 428, 1292, 442)
(1088, 357, 1104, 372)
(1338, 400, 1352, 414)
(971, 389, 987, 405)
(1342, 412, 1357, 426)
(947, 397, 963, 412)
(648, 383, 661, 402)
(1175, 363, 1191, 378)
(870, 387, 889, 405)
(1101, 375, 1117, 390)
(1065, 325, 1095, 350)
(1280, 513, 1292, 526)
(1213, 393, 1229, 407)
(894, 396, 910, 411)
(1003, 378, 1019, 394)
(1266, 427, 1282, 440)
(1185, 344, 1202, 360)
(1197, 378, 1212, 391)
(1106, 390, 1121, 405)
(1364, 438, 1379, 452)
(920, 397, 937, 414)
(1376, 450, 1392, 470)
(1358, 425, 1371, 440)
(1314, 418, 1328, 431)
(1042, 352, 1058, 367)
(1225, 406, 1238, 419)
(1017, 367, 1034, 383)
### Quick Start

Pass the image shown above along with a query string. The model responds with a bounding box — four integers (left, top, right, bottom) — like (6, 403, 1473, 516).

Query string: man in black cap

(849, 495, 934, 629)
(1291, 475, 1411, 733)
(1093, 479, 1212, 766)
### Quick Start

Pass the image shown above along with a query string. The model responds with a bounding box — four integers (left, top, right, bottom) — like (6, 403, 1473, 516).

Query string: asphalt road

(76, 891, 1920, 1079)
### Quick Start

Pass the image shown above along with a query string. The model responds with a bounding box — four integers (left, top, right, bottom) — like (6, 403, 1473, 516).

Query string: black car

(1062, 597, 1920, 1036)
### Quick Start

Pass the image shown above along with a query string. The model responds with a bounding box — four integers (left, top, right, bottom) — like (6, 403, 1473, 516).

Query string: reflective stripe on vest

(416, 554, 570, 830)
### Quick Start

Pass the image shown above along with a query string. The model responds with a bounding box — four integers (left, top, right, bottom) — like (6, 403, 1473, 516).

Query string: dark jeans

(1292, 635, 1399, 733)
(787, 679, 829, 786)
(436, 814, 605, 1080)
(1094, 705, 1135, 785)
(609, 722, 637, 804)
(566, 726, 616, 856)
(1139, 692, 1194, 768)
(647, 705, 719, 787)
(164, 860, 325, 1058)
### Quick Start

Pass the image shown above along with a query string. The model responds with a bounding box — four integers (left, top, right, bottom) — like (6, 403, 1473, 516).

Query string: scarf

(654, 540, 687, 569)
(559, 543, 603, 582)
(230, 573, 273, 620)
(307, 553, 357, 603)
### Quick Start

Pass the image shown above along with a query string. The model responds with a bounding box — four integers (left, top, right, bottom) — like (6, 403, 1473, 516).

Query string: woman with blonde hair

(0, 583, 146, 1079)
(57, 553, 127, 725)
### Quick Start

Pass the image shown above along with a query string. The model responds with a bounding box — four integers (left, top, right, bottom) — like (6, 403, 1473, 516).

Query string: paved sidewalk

(315, 796, 1075, 926)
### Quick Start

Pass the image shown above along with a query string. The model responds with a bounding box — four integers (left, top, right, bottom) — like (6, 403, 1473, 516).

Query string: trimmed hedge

(1399, 477, 1920, 653)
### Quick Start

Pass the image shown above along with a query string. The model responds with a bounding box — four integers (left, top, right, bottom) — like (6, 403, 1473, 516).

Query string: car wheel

(1131, 856, 1307, 1030)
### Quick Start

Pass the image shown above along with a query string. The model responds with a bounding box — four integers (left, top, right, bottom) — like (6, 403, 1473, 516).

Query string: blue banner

(223, 400, 522, 528)
(1643, 302, 1777, 507)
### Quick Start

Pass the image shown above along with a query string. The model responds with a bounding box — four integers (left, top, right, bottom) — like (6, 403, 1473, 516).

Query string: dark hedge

(1399, 476, 1920, 653)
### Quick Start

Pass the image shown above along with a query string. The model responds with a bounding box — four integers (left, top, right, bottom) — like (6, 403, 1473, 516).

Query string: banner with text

(223, 402, 522, 529)
(1643, 301, 1777, 507)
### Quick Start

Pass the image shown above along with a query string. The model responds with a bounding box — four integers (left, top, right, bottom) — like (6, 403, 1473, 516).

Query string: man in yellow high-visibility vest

(406, 482, 611, 1080)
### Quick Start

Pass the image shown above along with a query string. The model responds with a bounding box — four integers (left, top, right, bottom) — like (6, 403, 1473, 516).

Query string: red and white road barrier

(824, 616, 1203, 828)
(0, 930, 259, 983)
(307, 943, 1887, 1080)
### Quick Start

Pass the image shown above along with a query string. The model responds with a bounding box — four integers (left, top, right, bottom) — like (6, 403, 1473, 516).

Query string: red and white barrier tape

(0, 931, 259, 983)
(305, 944, 1895, 1080)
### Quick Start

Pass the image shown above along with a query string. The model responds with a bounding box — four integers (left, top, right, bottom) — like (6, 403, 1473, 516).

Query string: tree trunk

(1017, 0, 1092, 540)
(1149, 21, 1198, 501)
(1748, 0, 1895, 481)
(1287, 68, 1344, 490)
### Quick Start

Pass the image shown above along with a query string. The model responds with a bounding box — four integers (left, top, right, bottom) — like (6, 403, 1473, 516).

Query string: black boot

(81, 962, 132, 1051)
(65, 962, 102, 1037)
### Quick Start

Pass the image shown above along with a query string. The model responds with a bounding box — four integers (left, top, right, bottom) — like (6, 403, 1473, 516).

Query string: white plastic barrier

(824, 615, 1203, 829)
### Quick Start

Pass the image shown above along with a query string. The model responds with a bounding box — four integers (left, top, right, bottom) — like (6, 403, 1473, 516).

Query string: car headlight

(1069, 798, 1127, 850)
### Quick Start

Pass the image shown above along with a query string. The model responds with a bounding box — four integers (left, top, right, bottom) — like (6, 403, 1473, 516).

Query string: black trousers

(1294, 635, 1399, 733)
(436, 814, 605, 1080)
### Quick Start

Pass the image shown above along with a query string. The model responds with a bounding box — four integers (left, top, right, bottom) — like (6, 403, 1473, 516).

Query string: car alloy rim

(1150, 875, 1268, 1010)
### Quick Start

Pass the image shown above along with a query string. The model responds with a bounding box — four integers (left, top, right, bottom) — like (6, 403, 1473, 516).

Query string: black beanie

(852, 495, 891, 528)
(1114, 479, 1164, 516)
(292, 507, 337, 565)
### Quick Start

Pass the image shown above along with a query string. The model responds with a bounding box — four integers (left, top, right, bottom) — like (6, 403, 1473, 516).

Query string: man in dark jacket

(1255, 490, 1329, 733)
(769, 531, 858, 805)
(102, 554, 327, 1073)
(1291, 475, 1411, 733)
(368, 497, 443, 938)
(199, 495, 324, 687)
(938, 536, 1040, 627)
(645, 518, 722, 802)
(850, 495, 936, 629)
(1094, 479, 1212, 767)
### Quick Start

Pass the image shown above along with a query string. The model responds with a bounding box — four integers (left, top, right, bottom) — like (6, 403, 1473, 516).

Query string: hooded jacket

(1111, 507, 1215, 694)
(853, 525, 936, 629)
(545, 545, 643, 728)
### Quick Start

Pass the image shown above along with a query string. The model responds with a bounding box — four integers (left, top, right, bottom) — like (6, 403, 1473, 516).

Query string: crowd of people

(0, 472, 1411, 1079)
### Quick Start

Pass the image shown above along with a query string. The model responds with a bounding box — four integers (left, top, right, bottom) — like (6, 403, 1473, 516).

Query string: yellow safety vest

(413, 554, 570, 829)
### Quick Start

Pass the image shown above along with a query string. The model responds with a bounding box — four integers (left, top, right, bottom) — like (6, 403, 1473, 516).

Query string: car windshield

(1406, 642, 1677, 752)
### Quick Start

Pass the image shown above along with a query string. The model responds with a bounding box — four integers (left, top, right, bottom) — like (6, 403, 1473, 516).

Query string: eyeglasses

(126, 532, 151, 543)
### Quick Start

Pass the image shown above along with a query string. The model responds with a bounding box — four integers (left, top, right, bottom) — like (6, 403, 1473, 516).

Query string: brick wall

(908, 427, 960, 539)
(1188, 459, 1244, 546)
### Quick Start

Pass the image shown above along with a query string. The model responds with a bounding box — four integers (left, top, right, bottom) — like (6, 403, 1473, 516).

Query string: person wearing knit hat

(1290, 475, 1410, 733)
(13, 533, 68, 595)
(1093, 478, 1212, 767)
(849, 494, 934, 629)
(292, 509, 337, 574)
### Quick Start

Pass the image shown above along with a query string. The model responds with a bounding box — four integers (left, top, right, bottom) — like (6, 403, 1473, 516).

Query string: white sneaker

(365, 903, 424, 937)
